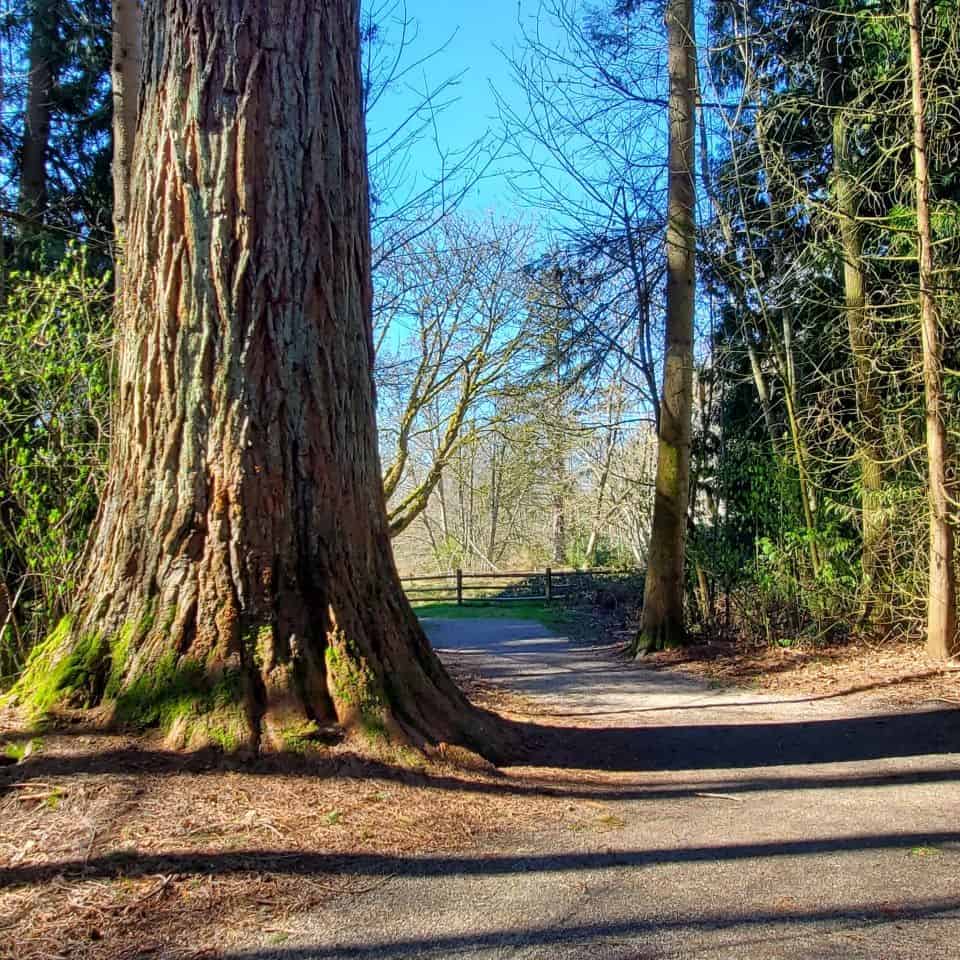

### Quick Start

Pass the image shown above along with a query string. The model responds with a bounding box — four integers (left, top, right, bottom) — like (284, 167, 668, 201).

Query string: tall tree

(633, 0, 697, 653)
(110, 0, 141, 244)
(18, 0, 56, 225)
(909, 0, 957, 658)
(829, 63, 890, 624)
(12, 0, 506, 756)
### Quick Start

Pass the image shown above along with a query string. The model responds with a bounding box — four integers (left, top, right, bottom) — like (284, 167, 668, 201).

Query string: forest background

(2, 0, 959, 684)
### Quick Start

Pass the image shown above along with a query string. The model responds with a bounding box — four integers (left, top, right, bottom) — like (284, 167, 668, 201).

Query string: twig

(693, 792, 743, 802)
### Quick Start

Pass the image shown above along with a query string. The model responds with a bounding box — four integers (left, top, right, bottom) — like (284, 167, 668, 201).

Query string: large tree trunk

(110, 0, 142, 246)
(909, 0, 957, 660)
(633, 0, 696, 654)
(19, 0, 55, 226)
(13, 0, 507, 757)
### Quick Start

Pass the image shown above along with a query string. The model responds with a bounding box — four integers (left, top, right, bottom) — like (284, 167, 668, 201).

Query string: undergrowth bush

(0, 246, 112, 684)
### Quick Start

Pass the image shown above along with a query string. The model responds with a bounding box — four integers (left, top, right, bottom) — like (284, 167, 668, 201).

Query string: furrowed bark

(12, 0, 509, 758)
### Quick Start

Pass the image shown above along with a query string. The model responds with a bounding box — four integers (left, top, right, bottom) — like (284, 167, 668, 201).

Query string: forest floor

(1, 619, 959, 959)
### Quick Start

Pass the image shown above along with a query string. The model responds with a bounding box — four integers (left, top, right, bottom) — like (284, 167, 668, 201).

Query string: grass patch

(412, 600, 574, 628)
(3, 737, 42, 762)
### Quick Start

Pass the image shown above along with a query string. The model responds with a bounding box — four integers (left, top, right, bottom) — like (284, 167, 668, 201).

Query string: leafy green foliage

(0, 246, 111, 681)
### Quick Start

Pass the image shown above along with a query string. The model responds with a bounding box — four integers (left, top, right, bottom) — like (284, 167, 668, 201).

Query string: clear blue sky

(364, 0, 563, 215)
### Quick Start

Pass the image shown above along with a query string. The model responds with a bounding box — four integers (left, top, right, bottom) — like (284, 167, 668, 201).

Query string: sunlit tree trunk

(633, 0, 696, 653)
(13, 0, 507, 756)
(909, 0, 957, 659)
(551, 465, 567, 565)
(111, 0, 142, 246)
(487, 442, 502, 565)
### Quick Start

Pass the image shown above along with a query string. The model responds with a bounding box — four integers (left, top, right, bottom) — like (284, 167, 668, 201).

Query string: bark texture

(909, 0, 957, 659)
(14, 0, 506, 756)
(19, 0, 55, 224)
(111, 0, 142, 244)
(634, 0, 696, 654)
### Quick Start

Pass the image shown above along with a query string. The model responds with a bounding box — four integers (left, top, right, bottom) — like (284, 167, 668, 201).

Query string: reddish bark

(22, 0, 508, 758)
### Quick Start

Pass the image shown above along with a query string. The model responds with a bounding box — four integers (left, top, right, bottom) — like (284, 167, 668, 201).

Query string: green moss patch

(113, 652, 243, 732)
(324, 630, 389, 742)
(9, 616, 106, 717)
(9, 604, 160, 720)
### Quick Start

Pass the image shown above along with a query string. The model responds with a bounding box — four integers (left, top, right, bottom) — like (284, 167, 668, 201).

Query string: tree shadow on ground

(206, 898, 960, 959)
(4, 831, 960, 890)
(2, 741, 960, 806)
(1, 708, 958, 802)
(515, 707, 960, 771)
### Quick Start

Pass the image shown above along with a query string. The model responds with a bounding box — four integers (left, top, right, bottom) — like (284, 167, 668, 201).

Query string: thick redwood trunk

(14, 0, 506, 757)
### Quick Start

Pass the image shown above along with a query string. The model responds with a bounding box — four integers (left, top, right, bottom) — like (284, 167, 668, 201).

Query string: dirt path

(225, 618, 960, 959)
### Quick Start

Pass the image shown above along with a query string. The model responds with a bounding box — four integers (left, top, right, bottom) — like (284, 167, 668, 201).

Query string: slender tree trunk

(744, 335, 777, 447)
(487, 443, 502, 565)
(19, 0, 55, 229)
(909, 0, 957, 659)
(585, 453, 611, 566)
(633, 0, 696, 653)
(111, 0, 142, 248)
(833, 108, 890, 624)
(13, 0, 509, 757)
(586, 393, 620, 565)
(437, 470, 450, 540)
(775, 311, 821, 576)
(551, 462, 566, 565)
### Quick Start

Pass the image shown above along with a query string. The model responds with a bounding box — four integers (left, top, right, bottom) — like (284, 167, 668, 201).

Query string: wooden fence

(400, 567, 638, 606)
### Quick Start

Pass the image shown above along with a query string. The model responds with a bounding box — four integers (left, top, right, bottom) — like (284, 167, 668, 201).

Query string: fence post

(545, 566, 552, 602)
(456, 568, 463, 606)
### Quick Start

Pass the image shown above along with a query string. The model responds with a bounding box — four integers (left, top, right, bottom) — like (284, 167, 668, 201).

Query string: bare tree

(377, 214, 535, 536)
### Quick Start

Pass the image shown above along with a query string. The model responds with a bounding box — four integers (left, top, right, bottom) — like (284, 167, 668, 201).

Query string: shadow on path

(518, 708, 960, 771)
(4, 831, 960, 890)
(2, 709, 959, 802)
(212, 898, 960, 959)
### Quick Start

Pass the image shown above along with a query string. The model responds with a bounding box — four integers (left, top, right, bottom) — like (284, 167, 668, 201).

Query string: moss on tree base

(5, 607, 513, 762)
(6, 614, 258, 752)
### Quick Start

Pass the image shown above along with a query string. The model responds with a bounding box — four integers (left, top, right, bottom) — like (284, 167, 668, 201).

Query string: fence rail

(400, 567, 638, 606)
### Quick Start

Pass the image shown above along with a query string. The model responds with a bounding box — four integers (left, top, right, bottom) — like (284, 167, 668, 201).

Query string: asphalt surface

(238, 619, 960, 959)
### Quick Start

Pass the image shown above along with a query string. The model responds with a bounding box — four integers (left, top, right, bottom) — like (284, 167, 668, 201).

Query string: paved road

(240, 619, 960, 959)
(423, 616, 774, 713)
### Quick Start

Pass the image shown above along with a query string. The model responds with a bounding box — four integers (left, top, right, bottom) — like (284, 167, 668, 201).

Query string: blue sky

(364, 0, 565, 215)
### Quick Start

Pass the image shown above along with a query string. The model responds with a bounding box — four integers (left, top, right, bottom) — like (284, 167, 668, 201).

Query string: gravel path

(239, 619, 960, 959)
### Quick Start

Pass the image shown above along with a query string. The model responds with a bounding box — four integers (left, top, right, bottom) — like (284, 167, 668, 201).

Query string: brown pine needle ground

(0, 674, 556, 960)
(637, 635, 960, 708)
